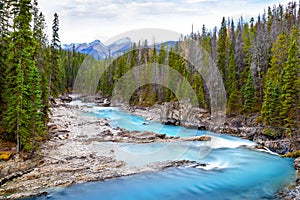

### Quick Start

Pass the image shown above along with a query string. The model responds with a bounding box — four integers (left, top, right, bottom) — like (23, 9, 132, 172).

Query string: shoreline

(0, 97, 299, 199)
(127, 104, 300, 200)
(0, 100, 204, 199)
(125, 101, 299, 155)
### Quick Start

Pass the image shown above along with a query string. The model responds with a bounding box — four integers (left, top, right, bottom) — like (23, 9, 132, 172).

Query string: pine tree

(262, 31, 288, 126)
(227, 20, 242, 114)
(192, 73, 205, 108)
(242, 72, 255, 113)
(32, 0, 50, 125)
(270, 84, 281, 126)
(235, 19, 245, 77)
(50, 12, 63, 97)
(3, 0, 45, 152)
(201, 25, 211, 53)
(216, 17, 228, 82)
(0, 0, 10, 121)
(261, 80, 274, 125)
(266, 31, 288, 83)
(239, 22, 252, 90)
(280, 39, 298, 129)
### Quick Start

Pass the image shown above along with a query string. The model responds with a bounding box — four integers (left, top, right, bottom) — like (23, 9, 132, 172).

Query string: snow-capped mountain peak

(62, 37, 132, 60)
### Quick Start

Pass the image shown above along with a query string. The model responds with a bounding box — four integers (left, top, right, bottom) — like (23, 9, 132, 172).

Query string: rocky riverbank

(78, 95, 300, 199)
(1, 96, 299, 199)
(0, 99, 205, 199)
(129, 104, 300, 153)
(127, 102, 300, 200)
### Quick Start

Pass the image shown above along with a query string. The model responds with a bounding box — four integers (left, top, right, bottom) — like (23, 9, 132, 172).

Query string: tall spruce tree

(270, 84, 281, 126)
(216, 17, 228, 82)
(3, 0, 45, 152)
(242, 72, 255, 114)
(227, 20, 241, 114)
(0, 0, 10, 123)
(192, 73, 205, 108)
(262, 31, 288, 126)
(33, 0, 50, 125)
(280, 39, 298, 129)
(235, 19, 245, 77)
(50, 12, 63, 97)
(267, 31, 289, 83)
(261, 80, 274, 125)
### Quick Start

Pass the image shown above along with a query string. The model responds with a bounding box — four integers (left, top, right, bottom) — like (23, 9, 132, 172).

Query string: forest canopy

(0, 0, 299, 152)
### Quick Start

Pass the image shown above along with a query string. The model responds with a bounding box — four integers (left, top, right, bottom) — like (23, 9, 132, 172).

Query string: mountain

(62, 37, 179, 60)
(108, 37, 132, 58)
(62, 37, 132, 60)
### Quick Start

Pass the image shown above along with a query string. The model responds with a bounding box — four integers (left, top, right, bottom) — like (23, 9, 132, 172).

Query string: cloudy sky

(38, 0, 291, 44)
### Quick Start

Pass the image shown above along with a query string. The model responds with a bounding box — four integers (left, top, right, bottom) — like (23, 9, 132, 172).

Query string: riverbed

(0, 100, 297, 199)
(25, 102, 296, 200)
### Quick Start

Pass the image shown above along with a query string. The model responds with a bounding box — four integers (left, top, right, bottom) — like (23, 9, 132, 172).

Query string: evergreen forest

(0, 0, 299, 152)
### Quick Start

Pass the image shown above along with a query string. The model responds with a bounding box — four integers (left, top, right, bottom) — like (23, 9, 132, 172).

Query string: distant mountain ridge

(62, 37, 178, 60)
(62, 37, 132, 60)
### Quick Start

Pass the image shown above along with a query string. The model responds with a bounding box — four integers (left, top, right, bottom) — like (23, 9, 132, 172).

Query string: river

(26, 106, 296, 200)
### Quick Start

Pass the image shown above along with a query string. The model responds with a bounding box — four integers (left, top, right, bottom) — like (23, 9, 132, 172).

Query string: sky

(38, 0, 292, 44)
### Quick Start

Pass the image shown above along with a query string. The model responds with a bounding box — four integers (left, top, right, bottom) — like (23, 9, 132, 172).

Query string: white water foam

(204, 136, 257, 149)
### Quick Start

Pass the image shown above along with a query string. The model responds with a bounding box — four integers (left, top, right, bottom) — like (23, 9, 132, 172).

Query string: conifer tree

(266, 31, 289, 83)
(192, 73, 205, 108)
(261, 80, 274, 125)
(227, 20, 241, 114)
(235, 19, 245, 77)
(3, 0, 45, 151)
(50, 12, 63, 97)
(216, 17, 228, 82)
(270, 84, 281, 126)
(201, 25, 211, 53)
(242, 72, 255, 113)
(239, 22, 252, 91)
(262, 31, 288, 126)
(32, 0, 50, 125)
(280, 39, 298, 129)
(0, 0, 10, 120)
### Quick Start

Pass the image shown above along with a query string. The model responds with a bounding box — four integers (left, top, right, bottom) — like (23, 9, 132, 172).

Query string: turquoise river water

(26, 106, 297, 200)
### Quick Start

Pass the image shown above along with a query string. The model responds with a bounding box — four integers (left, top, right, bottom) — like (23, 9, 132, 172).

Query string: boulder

(162, 118, 179, 126)
(96, 98, 111, 107)
(295, 157, 300, 170)
(160, 101, 210, 129)
(59, 95, 72, 103)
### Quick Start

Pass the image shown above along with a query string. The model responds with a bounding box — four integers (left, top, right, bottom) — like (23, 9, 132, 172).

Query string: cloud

(38, 0, 292, 44)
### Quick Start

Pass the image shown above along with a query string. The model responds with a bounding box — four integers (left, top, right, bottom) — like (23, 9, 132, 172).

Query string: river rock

(183, 136, 211, 141)
(160, 101, 210, 129)
(59, 95, 72, 103)
(295, 157, 300, 170)
(95, 97, 111, 107)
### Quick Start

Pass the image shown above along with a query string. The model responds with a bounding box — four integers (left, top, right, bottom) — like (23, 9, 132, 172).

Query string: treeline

(0, 0, 84, 151)
(98, 43, 205, 107)
(98, 2, 299, 137)
(1, 0, 299, 152)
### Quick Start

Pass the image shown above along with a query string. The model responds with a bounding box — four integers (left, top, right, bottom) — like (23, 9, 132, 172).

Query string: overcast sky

(38, 0, 291, 44)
